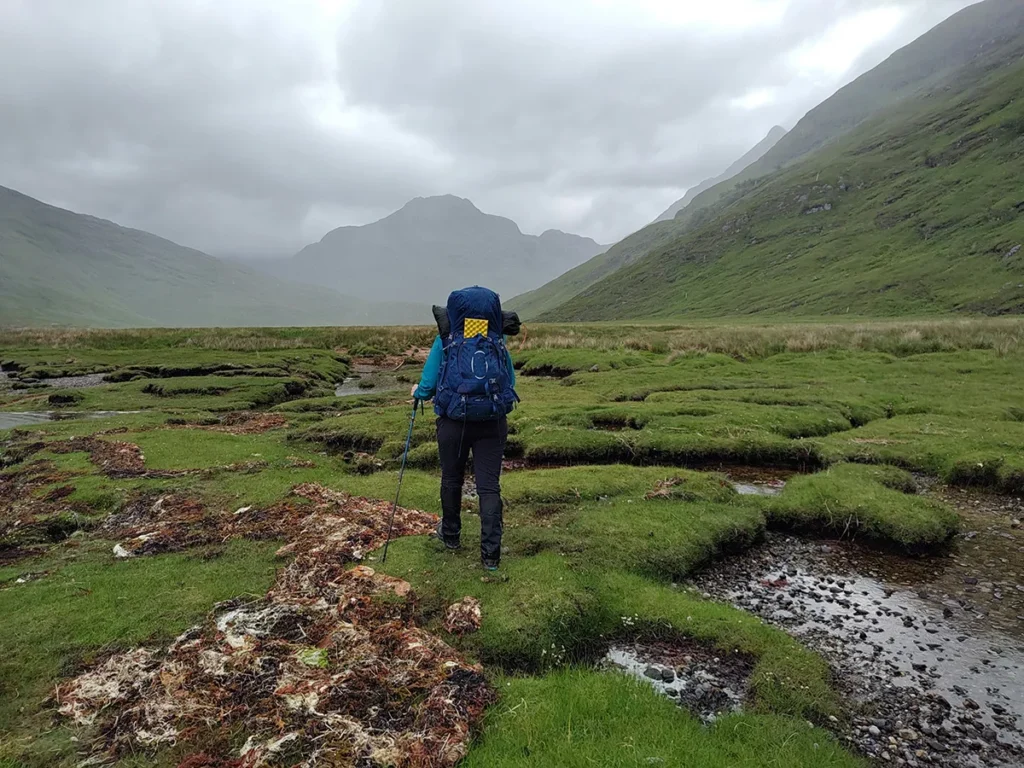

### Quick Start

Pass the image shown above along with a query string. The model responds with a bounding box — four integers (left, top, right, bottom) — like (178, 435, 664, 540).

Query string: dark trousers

(437, 416, 507, 561)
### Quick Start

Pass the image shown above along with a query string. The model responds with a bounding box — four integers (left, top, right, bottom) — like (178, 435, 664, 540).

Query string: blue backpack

(434, 286, 519, 421)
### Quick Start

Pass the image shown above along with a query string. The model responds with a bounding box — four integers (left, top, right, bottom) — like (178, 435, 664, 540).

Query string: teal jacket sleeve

(414, 336, 444, 400)
(413, 335, 516, 401)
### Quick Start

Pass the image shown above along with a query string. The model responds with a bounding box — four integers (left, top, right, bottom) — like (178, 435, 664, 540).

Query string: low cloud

(0, 0, 979, 253)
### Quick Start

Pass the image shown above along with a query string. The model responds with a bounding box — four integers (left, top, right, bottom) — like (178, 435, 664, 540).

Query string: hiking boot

(481, 557, 499, 571)
(432, 520, 460, 550)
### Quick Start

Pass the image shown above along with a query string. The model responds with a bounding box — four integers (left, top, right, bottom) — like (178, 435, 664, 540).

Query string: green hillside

(653, 125, 787, 223)
(510, 129, 787, 320)
(0, 186, 420, 328)
(507, 219, 682, 319)
(541, 53, 1024, 321)
(676, 0, 1024, 225)
(519, 0, 1024, 320)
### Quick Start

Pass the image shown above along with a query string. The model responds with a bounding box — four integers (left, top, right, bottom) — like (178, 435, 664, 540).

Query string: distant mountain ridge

(653, 125, 787, 223)
(0, 185, 419, 328)
(256, 195, 606, 305)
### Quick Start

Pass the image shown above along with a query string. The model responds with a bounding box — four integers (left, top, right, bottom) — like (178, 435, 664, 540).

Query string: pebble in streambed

(603, 640, 752, 724)
(691, 534, 1024, 767)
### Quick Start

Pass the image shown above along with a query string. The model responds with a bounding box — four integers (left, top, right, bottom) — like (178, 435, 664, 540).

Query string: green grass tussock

(463, 671, 862, 768)
(768, 464, 959, 548)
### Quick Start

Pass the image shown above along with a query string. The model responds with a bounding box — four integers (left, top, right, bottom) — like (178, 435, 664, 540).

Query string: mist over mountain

(653, 126, 787, 224)
(252, 195, 606, 305)
(0, 185, 419, 328)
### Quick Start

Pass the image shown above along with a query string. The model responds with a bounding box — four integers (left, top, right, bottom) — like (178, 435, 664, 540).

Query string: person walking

(411, 286, 519, 571)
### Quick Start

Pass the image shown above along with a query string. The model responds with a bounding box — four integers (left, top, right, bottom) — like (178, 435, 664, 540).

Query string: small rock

(963, 698, 980, 710)
(644, 666, 661, 679)
(869, 725, 882, 737)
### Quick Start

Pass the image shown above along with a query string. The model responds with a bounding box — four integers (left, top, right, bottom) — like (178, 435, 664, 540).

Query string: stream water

(608, 469, 1024, 766)
(0, 412, 139, 431)
(334, 364, 405, 398)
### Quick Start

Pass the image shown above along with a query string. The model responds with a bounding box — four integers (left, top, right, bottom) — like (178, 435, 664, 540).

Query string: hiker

(411, 286, 520, 571)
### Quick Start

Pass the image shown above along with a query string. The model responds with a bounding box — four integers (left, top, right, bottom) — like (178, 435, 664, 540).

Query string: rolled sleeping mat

(432, 305, 450, 338)
(432, 305, 522, 337)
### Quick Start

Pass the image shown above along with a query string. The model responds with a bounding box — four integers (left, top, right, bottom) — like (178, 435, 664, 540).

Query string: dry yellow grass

(1, 318, 1020, 358)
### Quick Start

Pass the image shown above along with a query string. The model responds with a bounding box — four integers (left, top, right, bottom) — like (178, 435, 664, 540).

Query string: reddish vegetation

(57, 486, 491, 768)
(52, 436, 150, 477)
(51, 435, 267, 480)
(0, 458, 81, 563)
(443, 596, 483, 636)
(169, 412, 289, 435)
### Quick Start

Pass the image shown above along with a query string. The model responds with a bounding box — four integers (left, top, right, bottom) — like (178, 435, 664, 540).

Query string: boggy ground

(1, 320, 1022, 767)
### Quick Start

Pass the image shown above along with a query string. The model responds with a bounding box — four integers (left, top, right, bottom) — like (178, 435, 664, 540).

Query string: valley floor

(1, 319, 1022, 767)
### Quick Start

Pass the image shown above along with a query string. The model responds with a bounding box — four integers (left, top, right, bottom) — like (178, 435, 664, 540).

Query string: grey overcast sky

(0, 0, 981, 256)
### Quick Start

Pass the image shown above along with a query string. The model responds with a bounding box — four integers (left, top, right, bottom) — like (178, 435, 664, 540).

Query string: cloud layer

(0, 0, 978, 254)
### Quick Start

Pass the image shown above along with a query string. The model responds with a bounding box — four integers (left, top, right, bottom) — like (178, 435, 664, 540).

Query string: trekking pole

(381, 399, 419, 563)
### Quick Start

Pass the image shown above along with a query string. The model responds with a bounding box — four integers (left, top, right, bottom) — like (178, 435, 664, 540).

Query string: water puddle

(603, 640, 752, 724)
(726, 466, 792, 496)
(335, 364, 404, 398)
(693, 531, 1024, 766)
(0, 412, 139, 430)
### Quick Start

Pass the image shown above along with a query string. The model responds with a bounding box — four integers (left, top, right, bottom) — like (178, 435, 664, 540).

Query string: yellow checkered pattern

(463, 318, 489, 338)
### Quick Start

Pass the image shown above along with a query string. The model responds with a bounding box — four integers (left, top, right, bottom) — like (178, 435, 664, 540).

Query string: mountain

(507, 220, 682, 319)
(258, 195, 605, 305)
(676, 0, 1024, 225)
(511, 129, 787, 320)
(653, 126, 787, 223)
(0, 186, 420, 328)
(518, 0, 1024, 321)
(540, 43, 1024, 321)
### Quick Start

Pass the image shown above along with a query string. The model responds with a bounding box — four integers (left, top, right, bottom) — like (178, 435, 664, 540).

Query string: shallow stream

(335, 364, 405, 398)
(0, 411, 138, 431)
(609, 469, 1024, 766)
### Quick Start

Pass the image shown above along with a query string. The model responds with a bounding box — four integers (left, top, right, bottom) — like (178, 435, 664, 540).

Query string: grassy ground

(2, 321, 1017, 766)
